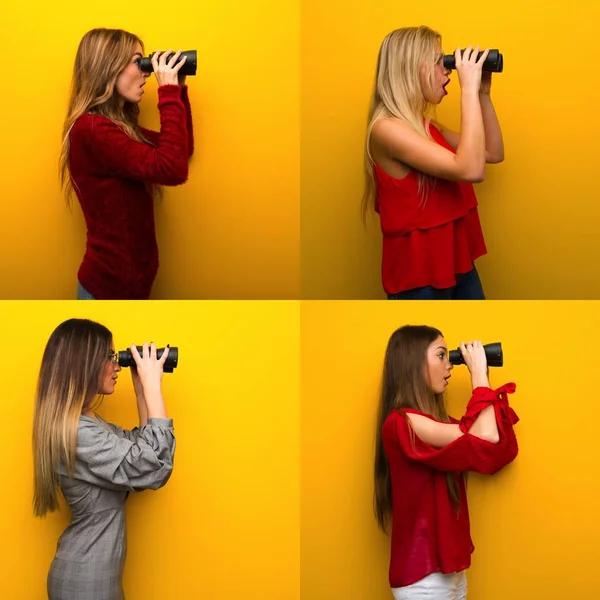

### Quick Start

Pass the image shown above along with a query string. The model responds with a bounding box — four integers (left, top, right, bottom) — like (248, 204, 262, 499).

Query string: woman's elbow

(162, 165, 189, 186)
(459, 165, 485, 183)
(146, 466, 174, 490)
(481, 431, 500, 444)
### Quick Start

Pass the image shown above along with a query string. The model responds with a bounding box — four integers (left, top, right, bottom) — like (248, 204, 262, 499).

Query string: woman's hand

(130, 343, 170, 394)
(151, 49, 187, 86)
(459, 340, 490, 389)
(455, 46, 490, 95)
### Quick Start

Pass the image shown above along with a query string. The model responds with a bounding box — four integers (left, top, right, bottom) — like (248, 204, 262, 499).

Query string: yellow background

(301, 0, 600, 299)
(1, 301, 299, 599)
(0, 0, 299, 299)
(301, 300, 600, 599)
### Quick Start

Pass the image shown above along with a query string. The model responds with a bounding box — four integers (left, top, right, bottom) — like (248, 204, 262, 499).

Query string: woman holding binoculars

(59, 28, 194, 300)
(362, 26, 504, 300)
(374, 326, 519, 599)
(32, 318, 175, 600)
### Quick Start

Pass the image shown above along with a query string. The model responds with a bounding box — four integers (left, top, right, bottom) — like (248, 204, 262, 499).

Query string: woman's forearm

(479, 93, 504, 162)
(468, 370, 499, 443)
(144, 388, 168, 419)
(455, 90, 486, 180)
(469, 404, 499, 443)
(136, 393, 148, 427)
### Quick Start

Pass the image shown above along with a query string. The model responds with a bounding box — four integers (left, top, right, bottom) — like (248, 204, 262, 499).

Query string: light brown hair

(59, 28, 161, 206)
(373, 324, 461, 532)
(32, 318, 113, 517)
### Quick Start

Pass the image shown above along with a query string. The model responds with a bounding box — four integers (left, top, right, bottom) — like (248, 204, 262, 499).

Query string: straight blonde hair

(32, 318, 113, 517)
(361, 26, 442, 224)
(59, 28, 161, 206)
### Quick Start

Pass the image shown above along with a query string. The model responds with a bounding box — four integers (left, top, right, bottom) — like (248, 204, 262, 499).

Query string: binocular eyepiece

(448, 342, 503, 367)
(137, 50, 197, 76)
(117, 346, 179, 373)
(443, 49, 503, 73)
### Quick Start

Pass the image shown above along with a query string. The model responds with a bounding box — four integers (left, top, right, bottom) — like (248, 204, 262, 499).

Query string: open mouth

(442, 79, 450, 94)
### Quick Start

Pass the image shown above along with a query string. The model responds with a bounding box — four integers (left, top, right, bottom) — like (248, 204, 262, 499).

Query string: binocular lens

(443, 49, 503, 73)
(448, 342, 503, 367)
(117, 346, 179, 373)
(138, 50, 197, 76)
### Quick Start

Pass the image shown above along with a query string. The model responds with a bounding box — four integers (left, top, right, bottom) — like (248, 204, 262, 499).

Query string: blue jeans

(77, 281, 96, 300)
(387, 266, 485, 300)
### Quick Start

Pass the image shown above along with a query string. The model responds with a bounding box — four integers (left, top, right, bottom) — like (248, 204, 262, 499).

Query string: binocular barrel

(443, 49, 503, 73)
(448, 342, 503, 367)
(138, 50, 197, 76)
(117, 346, 179, 373)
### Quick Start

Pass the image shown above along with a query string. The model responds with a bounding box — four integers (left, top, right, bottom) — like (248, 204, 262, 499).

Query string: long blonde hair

(59, 28, 161, 206)
(32, 318, 113, 518)
(361, 26, 442, 223)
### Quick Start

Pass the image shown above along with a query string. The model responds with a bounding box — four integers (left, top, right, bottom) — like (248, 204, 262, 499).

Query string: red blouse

(69, 84, 193, 300)
(381, 383, 519, 588)
(375, 124, 487, 295)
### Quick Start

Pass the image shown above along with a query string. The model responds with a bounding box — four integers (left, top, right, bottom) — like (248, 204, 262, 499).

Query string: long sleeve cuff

(459, 382, 517, 433)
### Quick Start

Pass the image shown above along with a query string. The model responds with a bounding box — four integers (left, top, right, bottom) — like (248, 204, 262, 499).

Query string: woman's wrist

(471, 373, 490, 389)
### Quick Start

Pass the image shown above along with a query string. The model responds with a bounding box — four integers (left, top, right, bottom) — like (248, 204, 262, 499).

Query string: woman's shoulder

(385, 408, 451, 427)
(77, 414, 115, 435)
(71, 112, 116, 136)
(371, 116, 410, 139)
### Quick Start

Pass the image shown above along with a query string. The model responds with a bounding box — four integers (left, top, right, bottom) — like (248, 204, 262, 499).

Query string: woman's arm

(395, 401, 518, 475)
(371, 110, 484, 183)
(407, 407, 498, 449)
(434, 73, 504, 164)
(131, 367, 149, 427)
(74, 86, 189, 185)
(138, 85, 193, 158)
(180, 85, 194, 158)
(370, 47, 487, 182)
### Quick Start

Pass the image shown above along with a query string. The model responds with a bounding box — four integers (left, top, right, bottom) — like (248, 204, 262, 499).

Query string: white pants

(391, 571, 467, 599)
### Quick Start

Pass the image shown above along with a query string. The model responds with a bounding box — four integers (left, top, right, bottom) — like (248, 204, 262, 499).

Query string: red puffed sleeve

(395, 383, 519, 474)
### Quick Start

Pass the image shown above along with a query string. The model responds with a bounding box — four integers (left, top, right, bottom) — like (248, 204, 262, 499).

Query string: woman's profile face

(420, 42, 451, 105)
(98, 343, 122, 395)
(115, 42, 150, 106)
(424, 335, 453, 394)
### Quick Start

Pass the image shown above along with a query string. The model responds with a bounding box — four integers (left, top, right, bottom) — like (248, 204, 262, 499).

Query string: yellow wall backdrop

(301, 0, 600, 299)
(1, 301, 299, 599)
(0, 0, 299, 299)
(301, 300, 600, 599)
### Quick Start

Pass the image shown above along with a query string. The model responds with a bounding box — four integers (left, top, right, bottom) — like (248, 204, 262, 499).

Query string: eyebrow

(133, 52, 142, 58)
(436, 346, 447, 351)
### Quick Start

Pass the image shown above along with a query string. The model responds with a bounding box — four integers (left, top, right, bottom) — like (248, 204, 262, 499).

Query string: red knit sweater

(382, 384, 519, 588)
(69, 84, 194, 299)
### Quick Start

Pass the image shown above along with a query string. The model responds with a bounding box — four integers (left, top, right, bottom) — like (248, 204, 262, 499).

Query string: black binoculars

(443, 49, 503, 73)
(448, 342, 503, 367)
(117, 346, 179, 373)
(137, 50, 197, 76)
